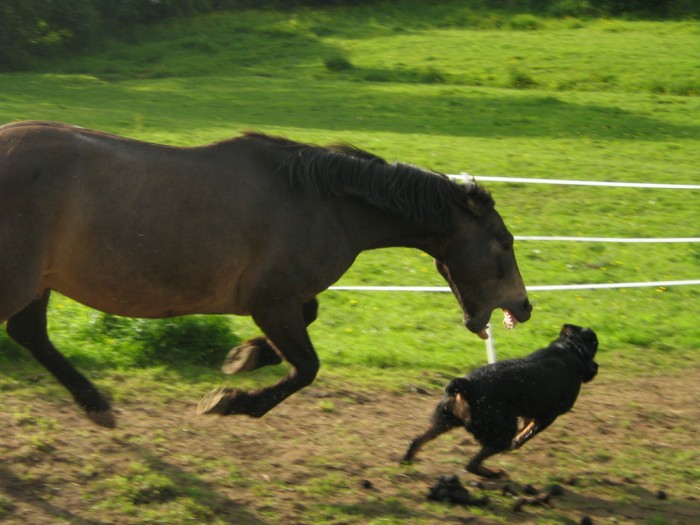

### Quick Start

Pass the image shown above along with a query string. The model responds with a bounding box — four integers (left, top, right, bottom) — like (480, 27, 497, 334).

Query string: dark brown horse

(0, 121, 531, 427)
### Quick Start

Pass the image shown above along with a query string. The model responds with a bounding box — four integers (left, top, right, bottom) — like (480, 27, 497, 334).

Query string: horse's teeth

(503, 309, 517, 330)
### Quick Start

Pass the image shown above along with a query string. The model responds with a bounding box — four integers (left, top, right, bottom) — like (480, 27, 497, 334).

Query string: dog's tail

(445, 377, 471, 397)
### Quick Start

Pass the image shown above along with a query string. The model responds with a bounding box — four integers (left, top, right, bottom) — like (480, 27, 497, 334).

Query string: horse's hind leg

(5, 290, 115, 427)
(221, 298, 318, 374)
(198, 298, 319, 418)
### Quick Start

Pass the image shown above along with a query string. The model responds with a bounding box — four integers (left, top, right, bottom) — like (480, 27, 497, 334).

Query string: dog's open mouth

(474, 309, 518, 340)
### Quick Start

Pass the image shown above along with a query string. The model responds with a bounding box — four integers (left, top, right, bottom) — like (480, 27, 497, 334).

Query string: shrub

(509, 68, 538, 89)
(85, 313, 237, 367)
(549, 0, 598, 17)
(418, 67, 446, 84)
(324, 55, 353, 72)
(131, 316, 237, 366)
(509, 14, 543, 30)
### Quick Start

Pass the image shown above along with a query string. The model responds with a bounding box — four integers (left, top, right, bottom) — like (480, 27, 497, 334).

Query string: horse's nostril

(524, 299, 533, 313)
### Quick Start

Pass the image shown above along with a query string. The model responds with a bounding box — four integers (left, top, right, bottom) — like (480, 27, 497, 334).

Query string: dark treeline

(1, 0, 698, 71)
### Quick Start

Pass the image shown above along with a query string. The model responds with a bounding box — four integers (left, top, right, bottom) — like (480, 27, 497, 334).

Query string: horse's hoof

(221, 342, 282, 375)
(197, 387, 237, 415)
(87, 408, 117, 428)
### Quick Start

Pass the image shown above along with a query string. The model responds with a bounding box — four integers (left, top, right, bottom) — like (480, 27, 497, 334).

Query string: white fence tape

(515, 236, 700, 243)
(330, 280, 700, 293)
(453, 173, 700, 190)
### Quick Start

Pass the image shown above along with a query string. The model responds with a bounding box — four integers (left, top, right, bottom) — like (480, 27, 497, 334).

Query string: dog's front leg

(512, 415, 558, 449)
(466, 446, 505, 479)
(511, 419, 536, 449)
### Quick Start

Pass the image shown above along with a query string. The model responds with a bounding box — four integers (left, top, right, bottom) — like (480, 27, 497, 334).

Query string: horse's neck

(348, 204, 440, 256)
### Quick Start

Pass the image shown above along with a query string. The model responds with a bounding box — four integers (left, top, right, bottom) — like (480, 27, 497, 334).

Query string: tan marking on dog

(514, 419, 535, 442)
(452, 393, 471, 422)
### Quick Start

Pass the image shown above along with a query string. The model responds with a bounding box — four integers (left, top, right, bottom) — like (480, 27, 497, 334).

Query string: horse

(0, 121, 532, 427)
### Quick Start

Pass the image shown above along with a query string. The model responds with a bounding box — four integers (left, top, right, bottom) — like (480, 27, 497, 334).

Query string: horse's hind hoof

(221, 340, 282, 375)
(197, 387, 238, 415)
(87, 408, 116, 428)
(197, 387, 264, 417)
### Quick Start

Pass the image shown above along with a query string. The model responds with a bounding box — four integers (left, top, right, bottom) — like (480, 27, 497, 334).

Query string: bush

(418, 67, 446, 84)
(509, 67, 538, 89)
(324, 56, 353, 72)
(2, 0, 699, 71)
(509, 14, 543, 30)
(548, 0, 598, 17)
(86, 314, 238, 367)
(131, 316, 236, 366)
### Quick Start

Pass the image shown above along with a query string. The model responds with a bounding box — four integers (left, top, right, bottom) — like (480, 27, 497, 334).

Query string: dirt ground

(1, 369, 699, 524)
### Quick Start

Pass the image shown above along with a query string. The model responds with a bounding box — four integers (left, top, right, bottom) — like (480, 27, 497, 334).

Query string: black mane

(246, 133, 494, 231)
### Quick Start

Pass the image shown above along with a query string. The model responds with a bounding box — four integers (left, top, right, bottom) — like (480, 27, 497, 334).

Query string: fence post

(486, 324, 497, 363)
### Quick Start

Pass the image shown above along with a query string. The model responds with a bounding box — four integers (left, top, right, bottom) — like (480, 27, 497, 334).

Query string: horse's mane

(244, 132, 494, 231)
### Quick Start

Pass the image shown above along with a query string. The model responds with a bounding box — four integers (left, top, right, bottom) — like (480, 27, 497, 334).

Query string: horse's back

(0, 122, 332, 319)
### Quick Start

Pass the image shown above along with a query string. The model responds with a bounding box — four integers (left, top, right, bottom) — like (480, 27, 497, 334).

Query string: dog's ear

(560, 324, 582, 337)
(446, 378, 470, 397)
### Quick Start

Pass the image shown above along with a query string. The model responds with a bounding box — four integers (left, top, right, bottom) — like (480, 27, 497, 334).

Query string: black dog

(402, 324, 598, 478)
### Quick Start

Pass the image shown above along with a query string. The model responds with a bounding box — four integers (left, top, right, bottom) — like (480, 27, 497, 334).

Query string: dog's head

(559, 324, 599, 383)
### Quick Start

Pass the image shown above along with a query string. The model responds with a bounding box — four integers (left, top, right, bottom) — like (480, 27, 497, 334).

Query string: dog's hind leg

(402, 421, 456, 463)
(401, 395, 467, 463)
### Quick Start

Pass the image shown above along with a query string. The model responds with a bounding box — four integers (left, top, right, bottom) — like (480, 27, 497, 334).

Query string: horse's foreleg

(5, 290, 115, 427)
(220, 298, 318, 375)
(199, 299, 319, 418)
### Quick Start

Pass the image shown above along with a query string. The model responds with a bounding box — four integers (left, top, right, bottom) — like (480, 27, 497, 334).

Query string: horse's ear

(450, 181, 494, 218)
(451, 188, 483, 217)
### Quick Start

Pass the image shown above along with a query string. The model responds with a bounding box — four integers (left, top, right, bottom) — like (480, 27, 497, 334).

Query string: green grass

(0, 2, 698, 386)
(0, 14, 698, 525)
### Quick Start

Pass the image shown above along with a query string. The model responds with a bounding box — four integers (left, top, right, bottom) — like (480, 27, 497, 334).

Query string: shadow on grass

(319, 476, 700, 524)
(1, 314, 240, 369)
(2, 74, 697, 143)
(106, 439, 269, 525)
(0, 466, 109, 525)
(553, 481, 700, 524)
(0, 448, 268, 525)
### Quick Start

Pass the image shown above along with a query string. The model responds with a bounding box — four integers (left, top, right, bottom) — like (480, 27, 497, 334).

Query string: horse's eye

(500, 234, 514, 250)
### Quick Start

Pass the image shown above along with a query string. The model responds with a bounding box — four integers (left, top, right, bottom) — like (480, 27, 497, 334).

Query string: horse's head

(433, 198, 531, 339)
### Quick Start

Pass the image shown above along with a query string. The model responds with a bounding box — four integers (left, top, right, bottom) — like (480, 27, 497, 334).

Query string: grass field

(1, 2, 699, 523)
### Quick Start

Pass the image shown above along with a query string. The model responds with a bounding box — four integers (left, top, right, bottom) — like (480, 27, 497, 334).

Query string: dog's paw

(467, 464, 507, 479)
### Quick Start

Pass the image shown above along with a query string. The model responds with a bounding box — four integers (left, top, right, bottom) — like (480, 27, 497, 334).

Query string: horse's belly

(42, 264, 250, 318)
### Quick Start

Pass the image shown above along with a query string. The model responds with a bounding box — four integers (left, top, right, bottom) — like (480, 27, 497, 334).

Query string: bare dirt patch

(1, 369, 699, 524)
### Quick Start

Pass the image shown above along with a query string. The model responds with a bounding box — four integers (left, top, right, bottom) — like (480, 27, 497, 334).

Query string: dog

(402, 324, 598, 478)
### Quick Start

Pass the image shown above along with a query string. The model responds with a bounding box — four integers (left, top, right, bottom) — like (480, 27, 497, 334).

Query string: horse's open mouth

(470, 308, 520, 340)
(503, 308, 518, 330)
